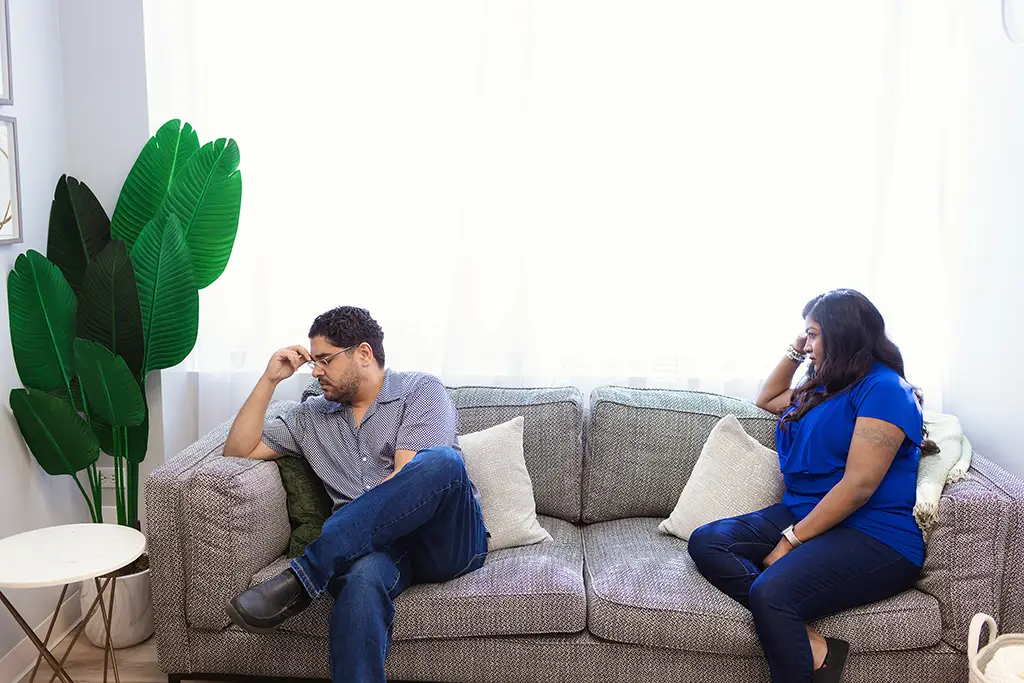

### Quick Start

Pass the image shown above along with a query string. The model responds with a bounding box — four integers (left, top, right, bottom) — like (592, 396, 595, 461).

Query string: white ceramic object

(80, 564, 154, 649)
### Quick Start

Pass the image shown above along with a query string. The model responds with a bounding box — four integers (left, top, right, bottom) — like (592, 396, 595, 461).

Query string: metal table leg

(94, 576, 120, 683)
(0, 588, 75, 683)
(27, 584, 67, 683)
(42, 579, 111, 683)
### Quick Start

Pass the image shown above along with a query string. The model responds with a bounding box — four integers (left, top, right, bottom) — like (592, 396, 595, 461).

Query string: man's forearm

(224, 376, 278, 457)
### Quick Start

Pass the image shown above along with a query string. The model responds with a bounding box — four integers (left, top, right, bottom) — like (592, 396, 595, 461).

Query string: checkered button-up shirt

(262, 369, 469, 511)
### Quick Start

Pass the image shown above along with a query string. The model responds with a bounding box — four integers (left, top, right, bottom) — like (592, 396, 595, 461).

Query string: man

(223, 306, 488, 683)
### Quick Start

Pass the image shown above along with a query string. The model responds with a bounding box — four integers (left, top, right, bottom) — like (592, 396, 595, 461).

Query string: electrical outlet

(98, 467, 117, 489)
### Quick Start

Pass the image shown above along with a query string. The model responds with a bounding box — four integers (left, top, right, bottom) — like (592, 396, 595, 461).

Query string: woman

(688, 289, 932, 683)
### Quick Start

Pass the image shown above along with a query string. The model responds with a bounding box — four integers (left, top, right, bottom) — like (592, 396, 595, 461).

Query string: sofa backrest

(448, 385, 585, 523)
(300, 378, 585, 522)
(582, 386, 778, 523)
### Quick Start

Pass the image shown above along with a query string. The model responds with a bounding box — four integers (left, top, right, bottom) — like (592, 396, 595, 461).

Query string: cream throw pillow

(659, 414, 785, 541)
(459, 416, 552, 551)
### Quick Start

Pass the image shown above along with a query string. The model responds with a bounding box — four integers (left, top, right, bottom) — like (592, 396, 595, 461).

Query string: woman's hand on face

(763, 537, 793, 568)
(793, 333, 808, 355)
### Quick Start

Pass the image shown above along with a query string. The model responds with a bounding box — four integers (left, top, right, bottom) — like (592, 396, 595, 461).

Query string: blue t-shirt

(776, 363, 925, 566)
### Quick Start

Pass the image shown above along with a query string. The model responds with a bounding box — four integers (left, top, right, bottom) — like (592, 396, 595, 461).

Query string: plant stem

(113, 428, 126, 526)
(72, 472, 99, 523)
(88, 463, 103, 523)
(127, 457, 137, 527)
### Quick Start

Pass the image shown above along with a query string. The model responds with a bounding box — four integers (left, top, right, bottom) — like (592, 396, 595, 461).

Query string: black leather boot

(813, 638, 850, 682)
(226, 569, 312, 634)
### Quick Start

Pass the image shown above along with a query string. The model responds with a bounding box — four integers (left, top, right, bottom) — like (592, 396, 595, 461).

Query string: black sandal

(813, 638, 850, 682)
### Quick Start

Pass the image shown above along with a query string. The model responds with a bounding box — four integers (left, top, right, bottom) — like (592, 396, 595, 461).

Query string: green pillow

(276, 457, 333, 558)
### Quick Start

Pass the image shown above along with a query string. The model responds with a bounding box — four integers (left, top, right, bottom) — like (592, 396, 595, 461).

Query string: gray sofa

(146, 385, 1024, 683)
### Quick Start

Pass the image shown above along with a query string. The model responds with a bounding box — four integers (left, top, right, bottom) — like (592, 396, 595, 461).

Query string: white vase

(80, 565, 154, 649)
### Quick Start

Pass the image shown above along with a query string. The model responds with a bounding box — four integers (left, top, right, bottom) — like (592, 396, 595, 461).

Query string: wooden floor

(18, 637, 173, 683)
(17, 634, 422, 683)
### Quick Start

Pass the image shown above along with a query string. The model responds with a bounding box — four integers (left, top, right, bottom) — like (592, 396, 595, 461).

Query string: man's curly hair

(308, 306, 385, 368)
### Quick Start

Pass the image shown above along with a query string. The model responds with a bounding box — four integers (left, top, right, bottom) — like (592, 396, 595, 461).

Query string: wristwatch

(782, 524, 803, 547)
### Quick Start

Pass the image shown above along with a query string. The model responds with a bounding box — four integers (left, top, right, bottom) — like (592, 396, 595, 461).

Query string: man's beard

(320, 370, 360, 404)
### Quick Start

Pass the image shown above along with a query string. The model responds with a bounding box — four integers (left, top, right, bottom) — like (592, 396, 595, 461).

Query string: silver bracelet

(785, 345, 806, 363)
(782, 524, 803, 547)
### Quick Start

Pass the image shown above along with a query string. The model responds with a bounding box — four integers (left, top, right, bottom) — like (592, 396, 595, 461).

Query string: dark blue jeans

(289, 447, 489, 683)
(687, 503, 921, 683)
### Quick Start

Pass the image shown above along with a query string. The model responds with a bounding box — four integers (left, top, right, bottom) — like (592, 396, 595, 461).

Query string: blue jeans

(687, 504, 921, 683)
(289, 447, 489, 683)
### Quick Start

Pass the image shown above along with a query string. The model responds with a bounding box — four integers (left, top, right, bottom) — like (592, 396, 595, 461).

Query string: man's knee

(330, 552, 398, 599)
(415, 446, 466, 478)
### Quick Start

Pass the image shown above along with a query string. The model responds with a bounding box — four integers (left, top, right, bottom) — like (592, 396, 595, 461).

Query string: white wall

(0, 0, 82, 670)
(941, 1, 1024, 480)
(0, 0, 152, 675)
(60, 0, 149, 209)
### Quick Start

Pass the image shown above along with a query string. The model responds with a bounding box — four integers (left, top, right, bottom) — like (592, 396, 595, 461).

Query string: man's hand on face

(264, 345, 313, 384)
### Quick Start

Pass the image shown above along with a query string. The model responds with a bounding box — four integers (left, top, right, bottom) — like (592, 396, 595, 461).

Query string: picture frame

(0, 115, 22, 245)
(0, 0, 11, 105)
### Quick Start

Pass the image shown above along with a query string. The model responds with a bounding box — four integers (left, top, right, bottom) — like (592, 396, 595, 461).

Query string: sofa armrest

(146, 402, 295, 671)
(917, 453, 1024, 652)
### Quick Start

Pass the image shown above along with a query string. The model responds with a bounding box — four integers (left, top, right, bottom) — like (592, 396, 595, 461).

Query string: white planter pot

(80, 566, 154, 649)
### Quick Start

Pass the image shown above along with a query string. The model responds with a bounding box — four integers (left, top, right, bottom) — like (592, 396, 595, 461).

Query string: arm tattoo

(853, 423, 904, 452)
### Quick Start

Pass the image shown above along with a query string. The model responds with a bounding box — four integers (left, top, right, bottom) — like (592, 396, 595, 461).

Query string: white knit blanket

(915, 411, 973, 536)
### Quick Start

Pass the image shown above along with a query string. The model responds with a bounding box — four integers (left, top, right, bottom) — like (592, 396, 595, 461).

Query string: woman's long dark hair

(782, 289, 938, 454)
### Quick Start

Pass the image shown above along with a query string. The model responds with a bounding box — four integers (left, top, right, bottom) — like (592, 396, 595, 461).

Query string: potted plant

(7, 119, 241, 648)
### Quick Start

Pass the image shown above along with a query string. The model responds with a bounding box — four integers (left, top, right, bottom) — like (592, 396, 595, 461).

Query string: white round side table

(0, 524, 146, 683)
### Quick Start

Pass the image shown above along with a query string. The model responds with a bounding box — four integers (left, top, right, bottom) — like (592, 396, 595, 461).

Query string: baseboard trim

(0, 589, 82, 683)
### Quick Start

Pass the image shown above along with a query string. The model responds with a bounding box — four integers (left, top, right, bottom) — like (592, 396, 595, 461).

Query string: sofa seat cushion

(583, 518, 943, 655)
(250, 515, 586, 640)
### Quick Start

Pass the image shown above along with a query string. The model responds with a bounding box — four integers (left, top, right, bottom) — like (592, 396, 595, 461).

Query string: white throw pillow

(659, 414, 785, 541)
(459, 416, 552, 551)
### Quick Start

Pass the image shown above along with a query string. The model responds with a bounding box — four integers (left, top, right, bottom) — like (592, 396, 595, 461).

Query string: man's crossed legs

(227, 447, 488, 683)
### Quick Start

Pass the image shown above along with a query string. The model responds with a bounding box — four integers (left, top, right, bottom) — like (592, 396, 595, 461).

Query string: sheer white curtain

(142, 1, 961, 448)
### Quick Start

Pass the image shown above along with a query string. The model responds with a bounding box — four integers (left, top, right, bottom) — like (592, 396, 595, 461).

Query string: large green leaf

(46, 176, 112, 295)
(110, 119, 200, 251)
(90, 409, 148, 463)
(50, 376, 84, 413)
(10, 388, 100, 476)
(89, 413, 115, 455)
(74, 339, 145, 427)
(77, 239, 145, 379)
(125, 405, 149, 465)
(7, 250, 77, 393)
(133, 214, 199, 375)
(160, 138, 242, 289)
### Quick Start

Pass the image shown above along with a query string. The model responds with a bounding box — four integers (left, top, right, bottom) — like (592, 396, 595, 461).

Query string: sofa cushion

(276, 455, 333, 558)
(459, 416, 552, 551)
(449, 386, 584, 524)
(584, 387, 778, 523)
(659, 414, 784, 541)
(251, 515, 586, 640)
(583, 518, 943, 655)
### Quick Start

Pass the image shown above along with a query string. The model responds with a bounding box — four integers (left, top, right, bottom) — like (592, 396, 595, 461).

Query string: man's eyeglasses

(305, 345, 356, 371)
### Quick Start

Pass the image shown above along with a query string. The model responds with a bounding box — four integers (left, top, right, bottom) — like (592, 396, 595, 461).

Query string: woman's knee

(748, 572, 795, 617)
(687, 521, 725, 564)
